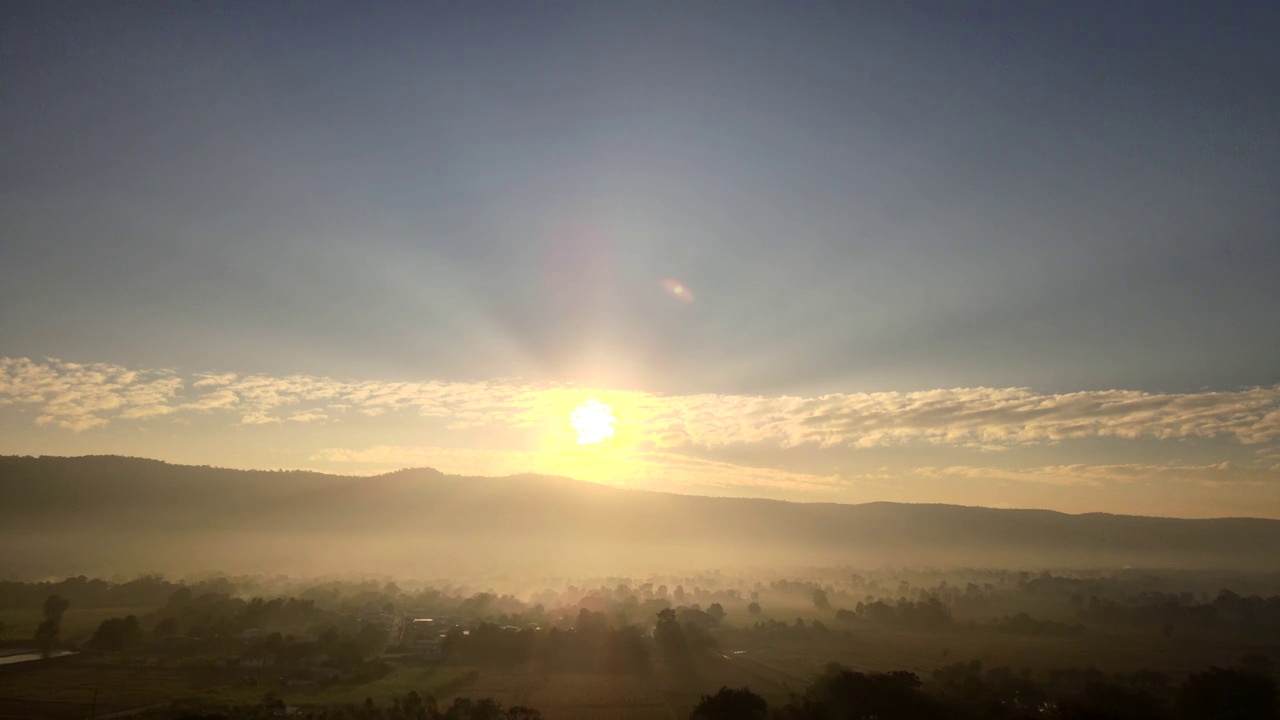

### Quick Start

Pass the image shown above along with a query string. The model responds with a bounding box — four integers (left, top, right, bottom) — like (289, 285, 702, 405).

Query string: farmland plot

(448, 671, 675, 720)
(525, 673, 664, 707)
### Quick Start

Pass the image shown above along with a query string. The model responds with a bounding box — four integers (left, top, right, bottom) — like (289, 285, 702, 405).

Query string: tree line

(693, 660, 1278, 720)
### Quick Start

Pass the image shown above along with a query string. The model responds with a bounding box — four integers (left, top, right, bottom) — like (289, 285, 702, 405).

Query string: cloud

(36, 413, 109, 432)
(118, 404, 178, 420)
(192, 372, 237, 388)
(3, 357, 1279, 457)
(0, 357, 183, 432)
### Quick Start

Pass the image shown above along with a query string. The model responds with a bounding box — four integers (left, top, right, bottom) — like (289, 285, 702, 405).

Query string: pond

(0, 649, 77, 665)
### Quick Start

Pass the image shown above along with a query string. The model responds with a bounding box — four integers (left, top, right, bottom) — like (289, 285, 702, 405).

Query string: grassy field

(0, 657, 480, 713)
(440, 670, 677, 720)
(0, 661, 200, 714)
(187, 663, 480, 706)
(438, 670, 535, 707)
(5, 661, 682, 719)
(0, 606, 156, 644)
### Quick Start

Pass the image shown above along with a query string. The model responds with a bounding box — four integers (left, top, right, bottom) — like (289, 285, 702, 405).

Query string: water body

(0, 649, 77, 665)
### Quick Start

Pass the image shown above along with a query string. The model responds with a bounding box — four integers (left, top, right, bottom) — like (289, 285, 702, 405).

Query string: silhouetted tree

(443, 697, 505, 720)
(655, 609, 688, 660)
(403, 690, 424, 719)
(153, 616, 179, 639)
(779, 664, 941, 720)
(747, 602, 762, 616)
(87, 615, 142, 651)
(33, 594, 69, 655)
(692, 687, 768, 720)
(706, 603, 726, 623)
(812, 588, 830, 610)
(1176, 667, 1278, 720)
(1060, 679, 1165, 720)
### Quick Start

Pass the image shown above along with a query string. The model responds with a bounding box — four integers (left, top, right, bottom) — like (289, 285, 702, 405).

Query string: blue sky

(2, 2, 1278, 516)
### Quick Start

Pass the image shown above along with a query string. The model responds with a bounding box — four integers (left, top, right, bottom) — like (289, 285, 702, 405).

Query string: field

(0, 606, 155, 644)
(0, 657, 684, 720)
(0, 657, 478, 716)
(0, 660, 199, 716)
(433, 671, 677, 720)
(191, 662, 479, 706)
(1, 619, 1276, 720)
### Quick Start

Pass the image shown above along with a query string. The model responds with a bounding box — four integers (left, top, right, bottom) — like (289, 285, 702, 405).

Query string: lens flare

(661, 278, 695, 302)
(570, 399, 617, 445)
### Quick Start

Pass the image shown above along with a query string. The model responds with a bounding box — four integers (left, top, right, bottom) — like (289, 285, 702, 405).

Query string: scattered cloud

(3, 358, 1279, 459)
(1, 357, 183, 432)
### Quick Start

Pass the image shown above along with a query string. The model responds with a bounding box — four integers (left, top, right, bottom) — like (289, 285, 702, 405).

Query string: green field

(0, 662, 199, 714)
(0, 606, 156, 643)
(0, 657, 479, 714)
(433, 670, 680, 720)
(192, 662, 479, 706)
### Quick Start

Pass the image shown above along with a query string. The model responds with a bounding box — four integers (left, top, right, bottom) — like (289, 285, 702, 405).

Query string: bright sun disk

(570, 399, 617, 445)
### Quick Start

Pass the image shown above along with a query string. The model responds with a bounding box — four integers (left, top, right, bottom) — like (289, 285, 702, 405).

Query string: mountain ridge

(2, 455, 1277, 577)
(6, 453, 1268, 521)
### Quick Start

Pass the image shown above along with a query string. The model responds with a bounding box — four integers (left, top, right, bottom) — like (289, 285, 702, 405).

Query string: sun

(570, 399, 617, 445)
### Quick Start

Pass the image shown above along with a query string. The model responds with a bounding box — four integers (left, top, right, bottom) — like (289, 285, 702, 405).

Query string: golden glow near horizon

(569, 399, 617, 445)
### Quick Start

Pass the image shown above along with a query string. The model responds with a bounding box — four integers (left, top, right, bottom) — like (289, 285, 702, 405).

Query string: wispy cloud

(3, 357, 1279, 455)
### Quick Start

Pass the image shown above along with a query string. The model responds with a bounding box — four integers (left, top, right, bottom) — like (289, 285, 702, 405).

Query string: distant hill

(2, 455, 1278, 578)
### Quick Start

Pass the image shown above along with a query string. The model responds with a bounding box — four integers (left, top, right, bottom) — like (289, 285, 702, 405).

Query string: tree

(443, 697, 505, 720)
(812, 588, 830, 610)
(785, 664, 939, 720)
(87, 615, 142, 651)
(692, 686, 768, 720)
(33, 594, 69, 655)
(655, 609, 688, 660)
(153, 616, 179, 639)
(747, 602, 762, 616)
(1176, 667, 1277, 720)
(356, 620, 390, 656)
(403, 690, 424, 719)
(706, 603, 726, 623)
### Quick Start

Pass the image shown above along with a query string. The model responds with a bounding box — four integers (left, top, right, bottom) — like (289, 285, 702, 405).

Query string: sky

(2, 2, 1278, 518)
